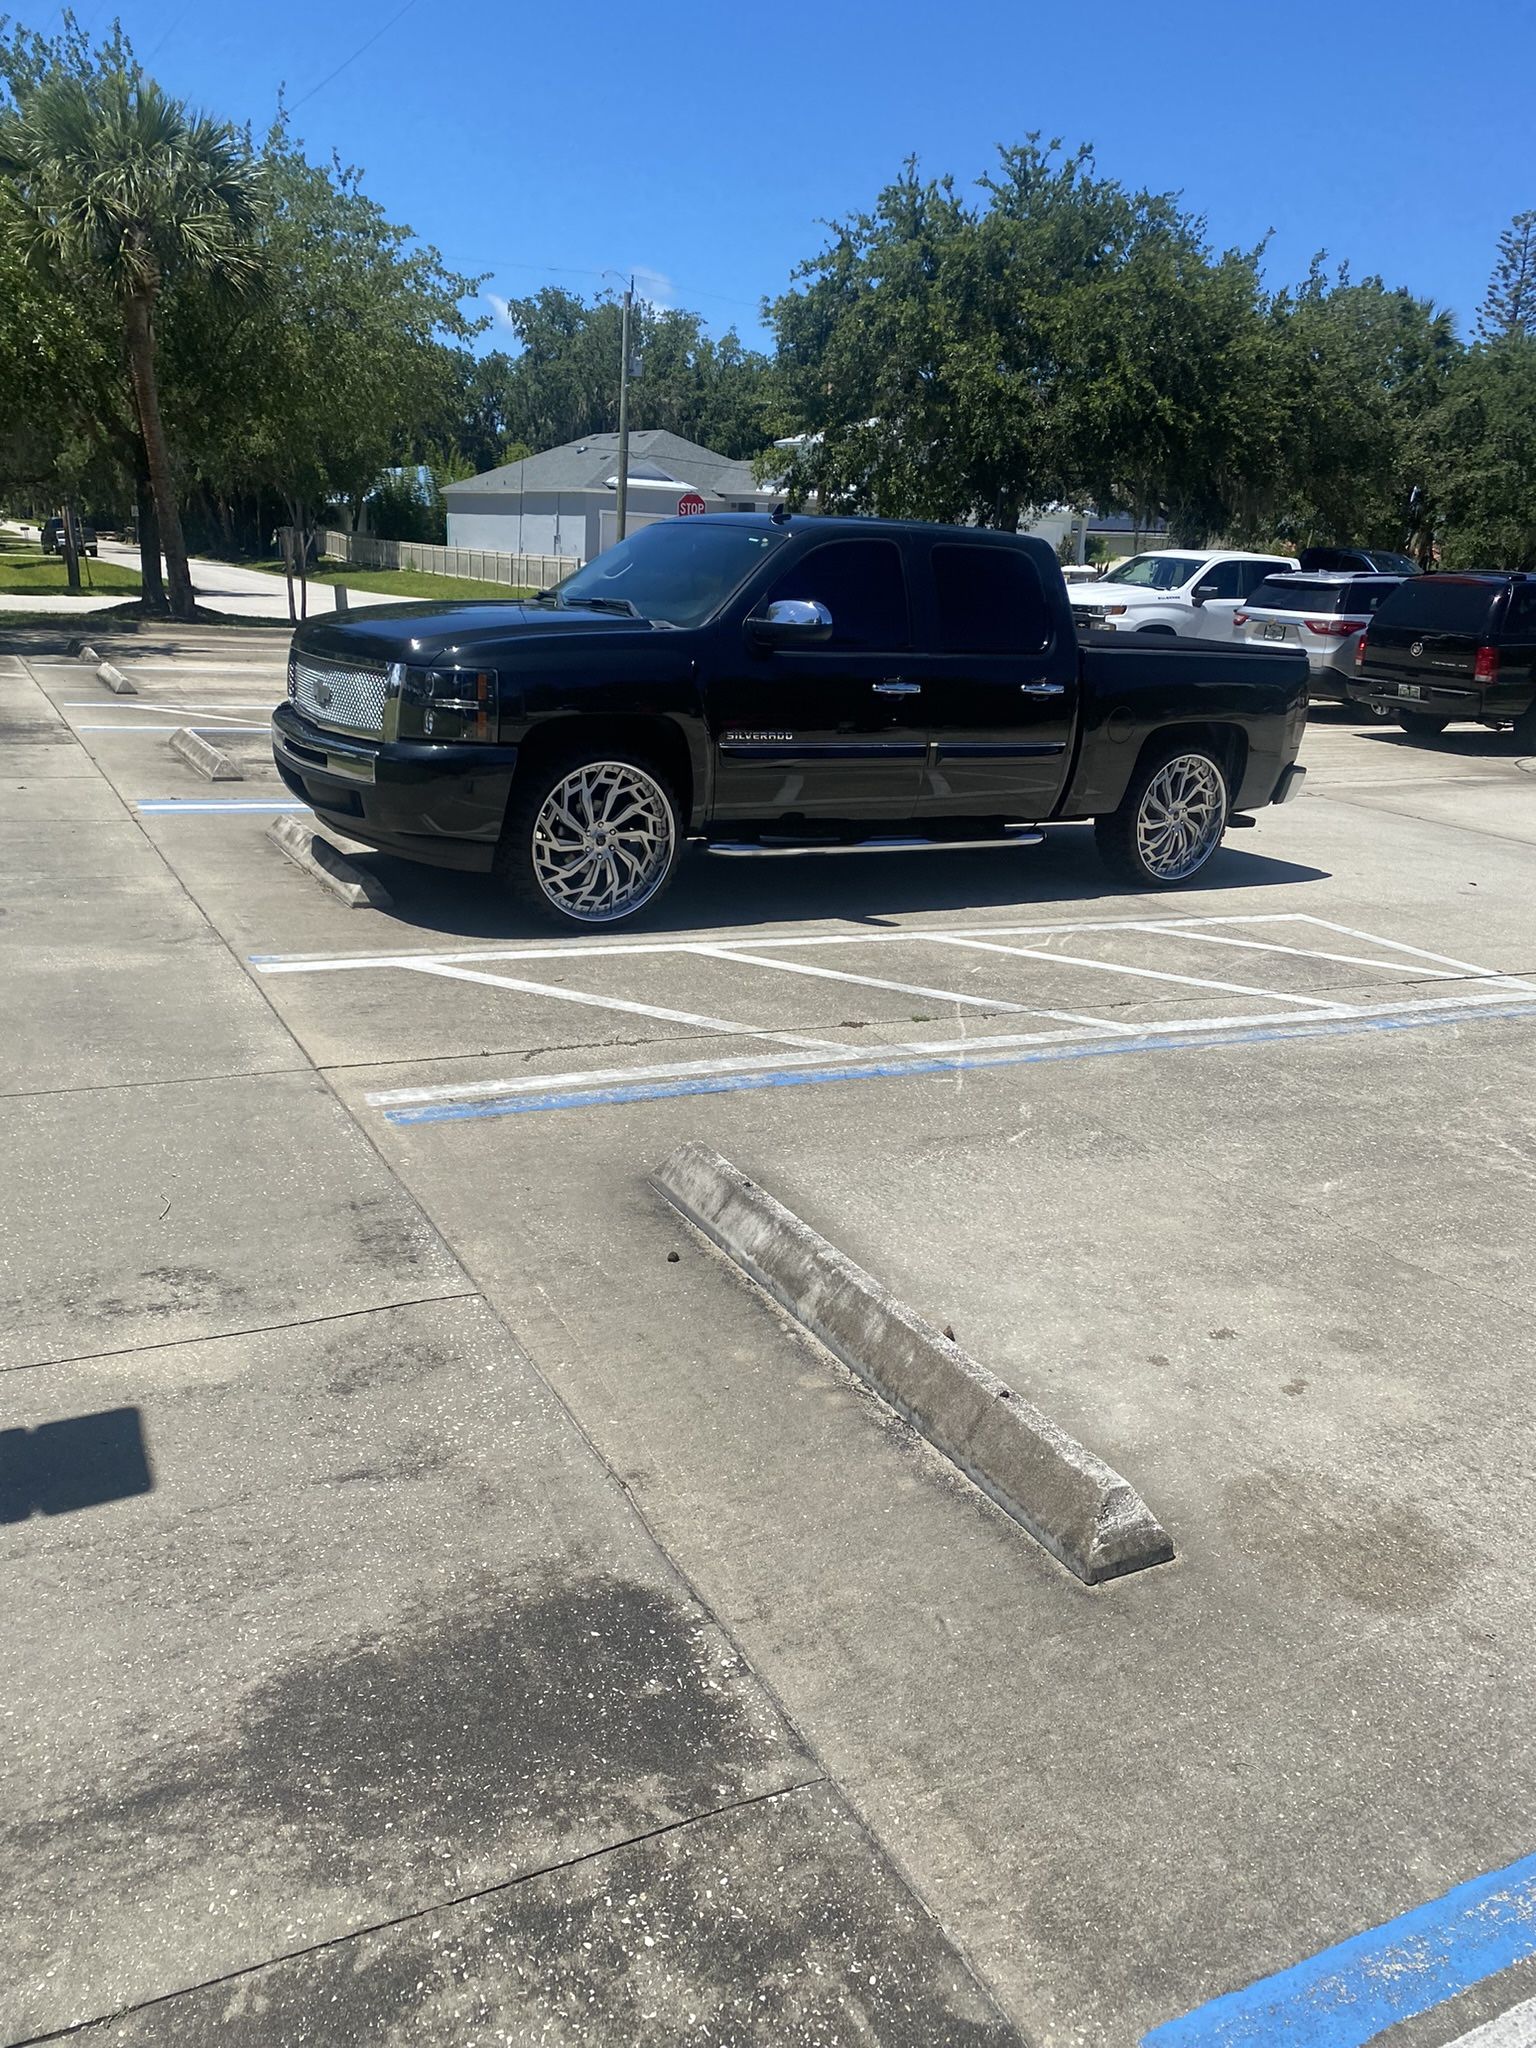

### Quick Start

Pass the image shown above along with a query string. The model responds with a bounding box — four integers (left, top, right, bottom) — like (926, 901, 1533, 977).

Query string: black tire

(1512, 702, 1536, 751)
(1397, 711, 1449, 740)
(1095, 739, 1231, 890)
(494, 745, 682, 932)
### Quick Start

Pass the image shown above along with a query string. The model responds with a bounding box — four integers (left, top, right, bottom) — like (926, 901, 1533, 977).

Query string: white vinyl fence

(322, 530, 570, 592)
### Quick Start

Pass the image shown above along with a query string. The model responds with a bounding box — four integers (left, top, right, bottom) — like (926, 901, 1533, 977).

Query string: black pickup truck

(273, 515, 1307, 930)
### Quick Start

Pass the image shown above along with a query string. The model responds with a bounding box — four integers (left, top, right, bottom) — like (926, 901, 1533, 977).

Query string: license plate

(1398, 683, 1423, 700)
(1262, 622, 1286, 640)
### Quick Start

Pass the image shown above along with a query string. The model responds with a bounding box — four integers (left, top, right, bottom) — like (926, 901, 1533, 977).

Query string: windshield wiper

(554, 595, 643, 618)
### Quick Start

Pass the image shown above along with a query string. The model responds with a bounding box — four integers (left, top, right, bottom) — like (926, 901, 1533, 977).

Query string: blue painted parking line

(135, 799, 309, 814)
(383, 996, 1536, 1124)
(1143, 1850, 1536, 2047)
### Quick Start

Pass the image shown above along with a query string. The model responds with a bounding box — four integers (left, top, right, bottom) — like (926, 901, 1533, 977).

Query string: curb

(651, 1142, 1174, 1586)
(265, 815, 392, 910)
(170, 728, 243, 782)
(80, 643, 136, 695)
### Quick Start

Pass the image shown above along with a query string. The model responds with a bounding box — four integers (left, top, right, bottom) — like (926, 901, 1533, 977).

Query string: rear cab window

(1374, 578, 1501, 638)
(931, 544, 1053, 654)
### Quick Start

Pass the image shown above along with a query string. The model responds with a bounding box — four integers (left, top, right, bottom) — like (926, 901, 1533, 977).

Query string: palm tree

(0, 68, 262, 618)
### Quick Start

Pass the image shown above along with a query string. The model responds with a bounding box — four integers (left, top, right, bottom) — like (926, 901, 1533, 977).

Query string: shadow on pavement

(357, 825, 1332, 945)
(1355, 727, 1529, 761)
(0, 1408, 154, 1523)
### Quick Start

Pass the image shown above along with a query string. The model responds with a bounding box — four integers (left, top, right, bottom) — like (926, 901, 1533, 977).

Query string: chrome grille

(288, 652, 390, 735)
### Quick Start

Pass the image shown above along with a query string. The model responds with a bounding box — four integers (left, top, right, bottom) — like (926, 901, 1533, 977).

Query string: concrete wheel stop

(266, 815, 393, 909)
(170, 728, 242, 781)
(79, 643, 135, 694)
(652, 1141, 1174, 1586)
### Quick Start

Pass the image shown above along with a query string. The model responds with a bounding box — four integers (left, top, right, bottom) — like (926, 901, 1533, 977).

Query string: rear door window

(1374, 578, 1500, 638)
(1501, 585, 1536, 642)
(762, 540, 911, 651)
(931, 544, 1053, 654)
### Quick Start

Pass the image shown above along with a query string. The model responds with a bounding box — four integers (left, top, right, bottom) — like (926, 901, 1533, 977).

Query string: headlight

(390, 665, 497, 742)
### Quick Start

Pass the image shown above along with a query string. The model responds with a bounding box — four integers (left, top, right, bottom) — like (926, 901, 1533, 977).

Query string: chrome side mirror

(746, 598, 833, 649)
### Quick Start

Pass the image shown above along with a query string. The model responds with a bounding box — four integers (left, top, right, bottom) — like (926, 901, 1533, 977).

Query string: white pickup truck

(1070, 548, 1298, 639)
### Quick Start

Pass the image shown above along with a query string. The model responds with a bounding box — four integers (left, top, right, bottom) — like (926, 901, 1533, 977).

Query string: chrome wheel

(1135, 753, 1227, 881)
(530, 760, 676, 924)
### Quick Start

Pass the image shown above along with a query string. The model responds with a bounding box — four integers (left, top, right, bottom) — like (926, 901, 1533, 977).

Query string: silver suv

(1235, 572, 1405, 703)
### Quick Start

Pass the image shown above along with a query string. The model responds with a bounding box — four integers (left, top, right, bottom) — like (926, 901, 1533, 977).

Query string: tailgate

(1365, 582, 1500, 688)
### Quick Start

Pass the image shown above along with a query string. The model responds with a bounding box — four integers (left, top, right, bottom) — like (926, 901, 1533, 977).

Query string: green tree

(1416, 336, 1536, 567)
(1476, 209, 1536, 342)
(766, 139, 1288, 537)
(167, 113, 483, 547)
(0, 60, 263, 616)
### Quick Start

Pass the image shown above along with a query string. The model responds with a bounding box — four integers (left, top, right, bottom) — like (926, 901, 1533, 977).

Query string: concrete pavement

(7, 634, 1536, 2045)
(0, 639, 1014, 2046)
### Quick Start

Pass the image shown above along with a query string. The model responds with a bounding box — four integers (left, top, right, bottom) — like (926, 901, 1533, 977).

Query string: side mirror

(746, 598, 833, 650)
(1191, 583, 1220, 605)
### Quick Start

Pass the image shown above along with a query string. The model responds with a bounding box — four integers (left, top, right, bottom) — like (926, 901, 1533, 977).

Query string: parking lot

(7, 626, 1536, 2046)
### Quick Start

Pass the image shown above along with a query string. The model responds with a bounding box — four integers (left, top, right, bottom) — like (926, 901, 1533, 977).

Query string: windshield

(548, 521, 791, 628)
(1101, 553, 1204, 591)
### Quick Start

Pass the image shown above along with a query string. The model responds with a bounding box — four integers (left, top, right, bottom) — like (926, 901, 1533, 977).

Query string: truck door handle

(873, 680, 921, 695)
(1020, 681, 1066, 696)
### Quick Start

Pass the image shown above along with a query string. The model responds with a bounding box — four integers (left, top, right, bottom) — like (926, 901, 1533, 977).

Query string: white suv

(1070, 549, 1298, 640)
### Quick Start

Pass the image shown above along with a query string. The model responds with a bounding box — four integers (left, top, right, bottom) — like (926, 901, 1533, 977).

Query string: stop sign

(676, 491, 706, 516)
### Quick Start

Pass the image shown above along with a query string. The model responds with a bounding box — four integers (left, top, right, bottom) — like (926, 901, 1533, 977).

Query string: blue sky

(56, 0, 1536, 351)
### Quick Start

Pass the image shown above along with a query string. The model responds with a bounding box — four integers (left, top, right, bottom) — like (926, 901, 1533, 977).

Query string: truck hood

(290, 602, 672, 668)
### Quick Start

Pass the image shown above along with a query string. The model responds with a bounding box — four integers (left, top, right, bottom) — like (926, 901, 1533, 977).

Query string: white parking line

(398, 959, 847, 1053)
(60, 700, 272, 718)
(1442, 1996, 1536, 2047)
(1132, 923, 1474, 981)
(252, 912, 1321, 975)
(1301, 916, 1536, 992)
(691, 944, 1137, 1033)
(74, 723, 267, 734)
(363, 985, 1536, 1112)
(926, 934, 1357, 1014)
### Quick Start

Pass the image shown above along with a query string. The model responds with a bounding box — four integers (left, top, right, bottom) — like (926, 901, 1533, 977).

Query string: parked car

(274, 514, 1308, 929)
(1060, 562, 1104, 584)
(1299, 545, 1420, 577)
(1069, 548, 1298, 639)
(1347, 573, 1536, 743)
(40, 516, 98, 558)
(1235, 572, 1406, 705)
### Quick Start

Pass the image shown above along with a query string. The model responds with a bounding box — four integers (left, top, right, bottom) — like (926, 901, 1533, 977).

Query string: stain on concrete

(84, 1785, 1018, 2047)
(1220, 1467, 1473, 1613)
(8, 1573, 800, 1932)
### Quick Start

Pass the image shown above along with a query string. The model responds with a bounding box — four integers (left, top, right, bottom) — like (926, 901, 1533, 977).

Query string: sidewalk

(0, 523, 390, 617)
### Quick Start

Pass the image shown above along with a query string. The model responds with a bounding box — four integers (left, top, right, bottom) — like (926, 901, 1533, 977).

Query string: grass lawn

(0, 532, 141, 596)
(250, 558, 536, 602)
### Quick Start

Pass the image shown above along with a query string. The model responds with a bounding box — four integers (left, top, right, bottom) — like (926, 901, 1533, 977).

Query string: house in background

(443, 429, 773, 564)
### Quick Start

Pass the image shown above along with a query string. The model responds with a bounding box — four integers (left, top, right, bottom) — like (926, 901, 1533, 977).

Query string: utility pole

(615, 277, 633, 544)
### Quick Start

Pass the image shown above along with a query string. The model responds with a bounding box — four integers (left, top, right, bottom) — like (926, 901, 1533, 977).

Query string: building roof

(442, 429, 768, 504)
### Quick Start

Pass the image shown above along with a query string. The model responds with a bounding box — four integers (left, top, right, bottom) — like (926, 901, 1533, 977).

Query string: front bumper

(271, 700, 519, 872)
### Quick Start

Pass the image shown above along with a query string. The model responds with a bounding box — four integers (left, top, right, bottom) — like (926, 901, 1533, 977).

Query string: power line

(290, 0, 421, 111)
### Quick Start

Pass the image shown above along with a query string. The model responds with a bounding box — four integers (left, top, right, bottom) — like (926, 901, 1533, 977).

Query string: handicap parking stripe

(1143, 1850, 1536, 2047)
(382, 997, 1536, 1123)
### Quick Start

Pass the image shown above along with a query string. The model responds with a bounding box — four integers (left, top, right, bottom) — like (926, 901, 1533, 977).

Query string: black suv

(40, 516, 98, 558)
(1300, 545, 1420, 577)
(1348, 573, 1536, 743)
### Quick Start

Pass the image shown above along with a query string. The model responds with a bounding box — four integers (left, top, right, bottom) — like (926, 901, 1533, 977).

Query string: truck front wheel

(496, 747, 682, 930)
(1095, 742, 1230, 889)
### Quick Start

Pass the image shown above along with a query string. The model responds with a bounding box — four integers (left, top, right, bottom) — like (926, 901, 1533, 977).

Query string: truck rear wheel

(1095, 742, 1230, 889)
(496, 747, 682, 930)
